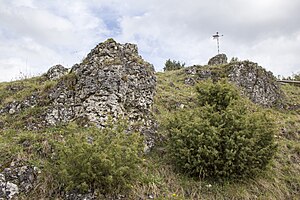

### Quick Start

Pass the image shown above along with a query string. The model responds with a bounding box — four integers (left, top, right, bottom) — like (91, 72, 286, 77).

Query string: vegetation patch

(0, 63, 299, 199)
(167, 79, 277, 180)
(163, 59, 185, 71)
(60, 72, 77, 91)
(50, 120, 144, 196)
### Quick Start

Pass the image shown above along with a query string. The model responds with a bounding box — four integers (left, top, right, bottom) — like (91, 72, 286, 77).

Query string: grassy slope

(0, 76, 57, 130)
(131, 69, 300, 199)
(0, 69, 299, 199)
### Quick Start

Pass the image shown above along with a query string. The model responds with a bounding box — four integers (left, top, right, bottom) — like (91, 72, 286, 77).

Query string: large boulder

(0, 39, 157, 147)
(208, 54, 228, 65)
(46, 39, 157, 146)
(45, 64, 68, 80)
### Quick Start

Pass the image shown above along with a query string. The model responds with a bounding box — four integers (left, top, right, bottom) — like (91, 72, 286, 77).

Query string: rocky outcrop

(46, 39, 157, 146)
(228, 61, 283, 107)
(208, 54, 227, 65)
(0, 39, 157, 147)
(46, 64, 68, 80)
(184, 59, 284, 108)
(0, 161, 39, 199)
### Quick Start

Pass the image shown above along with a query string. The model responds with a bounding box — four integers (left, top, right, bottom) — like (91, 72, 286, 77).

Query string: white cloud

(115, 0, 300, 75)
(0, 0, 111, 81)
(0, 0, 299, 81)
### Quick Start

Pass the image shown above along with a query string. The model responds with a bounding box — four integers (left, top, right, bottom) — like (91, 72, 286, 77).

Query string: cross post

(212, 32, 223, 54)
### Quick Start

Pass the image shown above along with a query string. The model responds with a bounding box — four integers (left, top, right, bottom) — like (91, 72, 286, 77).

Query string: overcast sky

(0, 0, 299, 82)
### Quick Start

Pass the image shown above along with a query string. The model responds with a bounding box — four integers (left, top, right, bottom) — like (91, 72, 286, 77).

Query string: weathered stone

(0, 162, 39, 199)
(5, 182, 19, 199)
(0, 94, 38, 115)
(46, 64, 68, 80)
(228, 61, 284, 107)
(44, 39, 157, 147)
(65, 192, 96, 200)
(0, 173, 19, 200)
(208, 54, 227, 65)
(0, 39, 157, 144)
(183, 60, 284, 107)
(0, 174, 6, 198)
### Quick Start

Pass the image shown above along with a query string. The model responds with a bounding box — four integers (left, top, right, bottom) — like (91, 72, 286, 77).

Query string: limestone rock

(183, 60, 284, 107)
(0, 39, 157, 147)
(208, 54, 228, 65)
(46, 64, 68, 80)
(0, 174, 6, 198)
(45, 39, 157, 146)
(5, 182, 19, 199)
(0, 94, 38, 115)
(65, 192, 96, 200)
(228, 61, 284, 107)
(0, 162, 39, 199)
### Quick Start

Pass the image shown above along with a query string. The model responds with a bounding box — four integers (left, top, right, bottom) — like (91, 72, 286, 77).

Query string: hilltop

(0, 39, 299, 199)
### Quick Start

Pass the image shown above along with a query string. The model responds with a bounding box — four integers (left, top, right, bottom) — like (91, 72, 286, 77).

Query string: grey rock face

(228, 61, 284, 107)
(208, 54, 228, 65)
(46, 64, 68, 80)
(184, 65, 212, 85)
(0, 174, 7, 198)
(184, 60, 284, 107)
(0, 162, 39, 199)
(5, 182, 19, 200)
(0, 39, 157, 147)
(45, 39, 157, 146)
(45, 79, 76, 125)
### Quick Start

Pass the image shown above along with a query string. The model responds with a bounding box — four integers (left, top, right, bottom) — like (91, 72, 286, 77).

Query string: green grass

(0, 76, 47, 105)
(154, 69, 198, 139)
(145, 69, 300, 199)
(281, 84, 300, 107)
(0, 75, 59, 130)
(0, 68, 299, 199)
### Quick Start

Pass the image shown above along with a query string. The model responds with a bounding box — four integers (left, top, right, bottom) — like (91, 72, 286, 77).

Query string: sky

(0, 0, 299, 82)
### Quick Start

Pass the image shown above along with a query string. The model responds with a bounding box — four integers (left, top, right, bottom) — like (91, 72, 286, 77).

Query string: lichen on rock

(45, 39, 157, 147)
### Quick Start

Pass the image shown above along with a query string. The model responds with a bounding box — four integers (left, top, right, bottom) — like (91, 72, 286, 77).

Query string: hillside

(0, 40, 300, 199)
(151, 68, 300, 199)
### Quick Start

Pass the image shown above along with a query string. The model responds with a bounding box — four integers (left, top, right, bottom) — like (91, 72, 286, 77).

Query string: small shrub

(196, 79, 240, 111)
(292, 73, 300, 81)
(52, 120, 144, 195)
(163, 59, 185, 71)
(230, 57, 239, 63)
(167, 79, 277, 180)
(105, 38, 116, 43)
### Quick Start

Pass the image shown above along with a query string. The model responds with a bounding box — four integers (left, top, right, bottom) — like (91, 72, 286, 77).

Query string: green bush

(292, 73, 300, 81)
(196, 79, 240, 111)
(53, 121, 144, 194)
(163, 59, 185, 71)
(167, 79, 277, 180)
